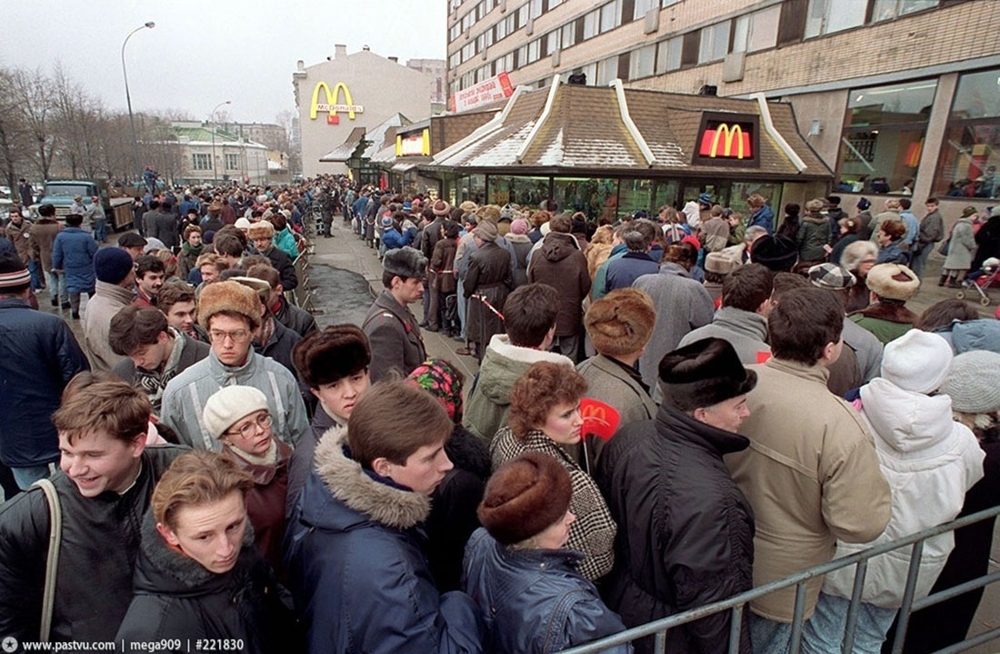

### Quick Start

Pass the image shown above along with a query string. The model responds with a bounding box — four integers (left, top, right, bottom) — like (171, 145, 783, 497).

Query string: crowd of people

(0, 178, 998, 654)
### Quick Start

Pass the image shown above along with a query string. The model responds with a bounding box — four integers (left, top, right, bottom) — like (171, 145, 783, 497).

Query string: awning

(391, 163, 418, 173)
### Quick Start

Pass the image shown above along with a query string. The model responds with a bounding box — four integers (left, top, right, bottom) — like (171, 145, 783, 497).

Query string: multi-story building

(407, 58, 449, 108)
(446, 0, 1000, 221)
(150, 122, 270, 186)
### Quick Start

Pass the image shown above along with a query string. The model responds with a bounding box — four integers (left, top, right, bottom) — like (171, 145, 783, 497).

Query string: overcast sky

(1, 0, 447, 124)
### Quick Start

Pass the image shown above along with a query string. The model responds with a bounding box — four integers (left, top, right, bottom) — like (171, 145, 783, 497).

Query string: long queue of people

(0, 180, 998, 654)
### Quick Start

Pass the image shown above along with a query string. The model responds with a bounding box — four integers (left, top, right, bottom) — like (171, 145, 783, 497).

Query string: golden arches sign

(309, 82, 364, 121)
(698, 123, 752, 159)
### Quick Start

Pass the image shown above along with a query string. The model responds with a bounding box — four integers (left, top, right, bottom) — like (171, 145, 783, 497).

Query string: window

(596, 56, 618, 86)
(600, 0, 622, 33)
(449, 24, 462, 42)
(527, 38, 541, 64)
(449, 52, 461, 68)
(495, 17, 508, 40)
(629, 44, 656, 80)
(475, 65, 489, 83)
(562, 22, 577, 48)
(225, 153, 240, 171)
(933, 68, 1000, 199)
(518, 3, 529, 28)
(545, 29, 560, 55)
(549, 0, 563, 8)
(656, 36, 682, 72)
(633, 0, 654, 20)
(529, 0, 544, 19)
(805, 0, 866, 39)
(583, 9, 600, 39)
(193, 153, 211, 171)
(732, 5, 780, 53)
(661, 0, 681, 6)
(872, 0, 938, 21)
(495, 51, 514, 74)
(699, 21, 730, 63)
(835, 80, 937, 195)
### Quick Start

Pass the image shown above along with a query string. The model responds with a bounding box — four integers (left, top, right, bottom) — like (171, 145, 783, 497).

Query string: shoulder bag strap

(32, 478, 62, 643)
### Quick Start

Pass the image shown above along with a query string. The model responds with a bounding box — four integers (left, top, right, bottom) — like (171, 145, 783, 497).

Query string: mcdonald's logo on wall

(693, 113, 760, 168)
(310, 81, 364, 125)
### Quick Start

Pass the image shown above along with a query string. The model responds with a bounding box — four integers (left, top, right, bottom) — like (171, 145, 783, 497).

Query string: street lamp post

(210, 100, 231, 185)
(121, 21, 155, 186)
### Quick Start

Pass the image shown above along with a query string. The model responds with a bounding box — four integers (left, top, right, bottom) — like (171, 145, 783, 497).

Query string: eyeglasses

(209, 329, 251, 343)
(225, 413, 272, 439)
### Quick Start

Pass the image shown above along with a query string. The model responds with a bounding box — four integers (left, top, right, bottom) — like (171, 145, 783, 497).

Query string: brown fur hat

(197, 280, 261, 330)
(292, 324, 371, 388)
(584, 288, 656, 357)
(478, 452, 572, 545)
(247, 221, 275, 240)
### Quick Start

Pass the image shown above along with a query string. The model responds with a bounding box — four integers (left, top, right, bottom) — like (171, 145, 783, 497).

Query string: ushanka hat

(659, 337, 757, 412)
(197, 280, 261, 330)
(865, 263, 920, 301)
(584, 288, 656, 358)
(478, 452, 573, 546)
(292, 324, 371, 387)
(0, 253, 30, 290)
(382, 246, 427, 279)
(432, 200, 451, 217)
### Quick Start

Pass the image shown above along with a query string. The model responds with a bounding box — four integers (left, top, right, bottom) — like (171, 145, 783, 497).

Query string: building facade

(293, 45, 437, 177)
(154, 123, 270, 187)
(446, 0, 1000, 222)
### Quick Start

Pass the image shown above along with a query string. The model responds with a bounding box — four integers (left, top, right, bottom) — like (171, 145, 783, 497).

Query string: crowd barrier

(558, 505, 1000, 654)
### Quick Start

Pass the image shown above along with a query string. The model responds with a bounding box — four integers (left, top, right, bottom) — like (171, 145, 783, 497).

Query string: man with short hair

(678, 263, 774, 364)
(246, 263, 317, 336)
(83, 247, 137, 371)
(132, 254, 165, 308)
(0, 377, 182, 644)
(898, 197, 919, 251)
(150, 199, 179, 250)
(109, 305, 209, 415)
(725, 287, 890, 653)
(85, 195, 107, 243)
(910, 197, 944, 278)
(157, 282, 205, 341)
(0, 254, 89, 490)
(363, 247, 428, 382)
(211, 232, 245, 269)
(463, 283, 573, 441)
(117, 232, 148, 260)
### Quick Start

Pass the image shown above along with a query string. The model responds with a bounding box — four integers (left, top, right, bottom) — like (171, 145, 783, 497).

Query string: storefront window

(729, 182, 782, 217)
(835, 80, 937, 195)
(554, 177, 619, 222)
(618, 179, 678, 216)
(487, 175, 550, 206)
(933, 68, 1000, 199)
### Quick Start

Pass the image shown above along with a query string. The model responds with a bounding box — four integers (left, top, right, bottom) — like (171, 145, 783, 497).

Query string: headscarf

(407, 358, 464, 424)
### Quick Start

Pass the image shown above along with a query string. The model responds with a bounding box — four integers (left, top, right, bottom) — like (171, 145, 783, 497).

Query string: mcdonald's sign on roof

(693, 113, 760, 168)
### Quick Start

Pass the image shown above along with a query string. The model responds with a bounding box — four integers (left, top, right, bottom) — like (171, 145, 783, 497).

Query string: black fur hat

(658, 338, 757, 411)
(292, 324, 371, 388)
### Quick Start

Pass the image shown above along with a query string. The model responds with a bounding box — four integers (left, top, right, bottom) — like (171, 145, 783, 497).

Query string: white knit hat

(941, 351, 1000, 414)
(202, 386, 270, 440)
(880, 330, 953, 394)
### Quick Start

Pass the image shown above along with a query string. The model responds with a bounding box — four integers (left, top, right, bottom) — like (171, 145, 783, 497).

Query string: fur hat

(432, 200, 451, 217)
(247, 221, 274, 239)
(705, 252, 739, 275)
(197, 280, 262, 330)
(459, 200, 478, 214)
(750, 235, 798, 272)
(472, 221, 498, 242)
(881, 330, 953, 394)
(202, 385, 270, 440)
(941, 351, 1000, 414)
(865, 263, 920, 301)
(293, 324, 371, 387)
(585, 288, 656, 357)
(659, 337, 757, 412)
(478, 452, 573, 546)
(382, 246, 427, 279)
(94, 247, 135, 284)
(229, 276, 270, 303)
(808, 263, 856, 290)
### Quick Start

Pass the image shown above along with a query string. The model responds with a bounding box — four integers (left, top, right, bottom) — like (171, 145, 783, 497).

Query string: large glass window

(488, 175, 550, 206)
(554, 177, 620, 222)
(872, 0, 938, 22)
(618, 179, 678, 217)
(835, 80, 937, 195)
(732, 5, 781, 53)
(699, 21, 730, 64)
(629, 44, 656, 80)
(545, 29, 560, 55)
(934, 68, 1000, 199)
(805, 0, 866, 39)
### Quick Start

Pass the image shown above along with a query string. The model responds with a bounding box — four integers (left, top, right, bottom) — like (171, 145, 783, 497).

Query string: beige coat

(725, 357, 891, 623)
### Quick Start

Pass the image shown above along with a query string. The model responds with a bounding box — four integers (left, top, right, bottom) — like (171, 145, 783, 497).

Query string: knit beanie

(510, 218, 529, 235)
(94, 247, 135, 284)
(940, 351, 1000, 414)
(202, 385, 270, 440)
(477, 452, 573, 546)
(407, 358, 465, 424)
(880, 330, 953, 394)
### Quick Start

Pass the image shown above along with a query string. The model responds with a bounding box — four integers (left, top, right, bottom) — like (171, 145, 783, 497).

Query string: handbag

(32, 478, 62, 643)
(938, 238, 950, 256)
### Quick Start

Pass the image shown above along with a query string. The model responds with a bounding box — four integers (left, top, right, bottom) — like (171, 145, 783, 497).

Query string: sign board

(310, 82, 364, 125)
(450, 72, 514, 114)
(692, 112, 760, 167)
(397, 129, 431, 157)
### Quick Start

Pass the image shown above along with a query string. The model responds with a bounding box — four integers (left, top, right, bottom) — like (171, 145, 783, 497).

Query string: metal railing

(558, 505, 1000, 654)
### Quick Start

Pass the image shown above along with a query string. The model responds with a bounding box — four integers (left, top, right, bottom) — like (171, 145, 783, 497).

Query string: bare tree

(0, 68, 33, 193)
(9, 68, 58, 182)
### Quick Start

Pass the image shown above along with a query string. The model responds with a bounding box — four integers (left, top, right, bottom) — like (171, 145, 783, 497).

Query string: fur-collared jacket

(284, 426, 484, 654)
(116, 512, 295, 653)
(848, 301, 917, 345)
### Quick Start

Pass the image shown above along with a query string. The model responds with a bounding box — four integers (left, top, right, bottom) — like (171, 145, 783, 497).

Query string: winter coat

(160, 349, 310, 451)
(725, 357, 891, 622)
(528, 233, 591, 337)
(678, 307, 770, 366)
(463, 334, 574, 441)
(796, 213, 831, 262)
(586, 242, 614, 279)
(51, 226, 97, 293)
(464, 241, 512, 347)
(822, 379, 984, 608)
(747, 204, 774, 234)
(576, 354, 656, 432)
(0, 446, 184, 644)
(29, 218, 61, 271)
(491, 428, 616, 581)
(82, 280, 135, 371)
(0, 298, 89, 467)
(507, 233, 533, 288)
(633, 263, 715, 391)
(116, 512, 294, 654)
(113, 330, 210, 415)
(274, 227, 299, 259)
(427, 425, 492, 593)
(700, 216, 730, 252)
(254, 318, 301, 378)
(286, 405, 343, 520)
(596, 403, 754, 654)
(274, 297, 318, 337)
(6, 218, 33, 264)
(263, 245, 298, 291)
(113, 331, 210, 386)
(849, 301, 917, 345)
(363, 290, 426, 382)
(869, 210, 902, 243)
(604, 252, 659, 295)
(431, 238, 459, 294)
(876, 240, 909, 265)
(463, 528, 630, 654)
(284, 427, 484, 654)
(842, 317, 883, 384)
(177, 242, 203, 281)
(381, 226, 412, 251)
(150, 210, 179, 249)
(917, 209, 945, 248)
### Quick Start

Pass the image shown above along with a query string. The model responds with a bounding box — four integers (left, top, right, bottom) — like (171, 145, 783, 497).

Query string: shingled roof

(428, 83, 831, 180)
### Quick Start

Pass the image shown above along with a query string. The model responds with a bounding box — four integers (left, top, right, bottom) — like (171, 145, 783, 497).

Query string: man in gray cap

(363, 246, 428, 382)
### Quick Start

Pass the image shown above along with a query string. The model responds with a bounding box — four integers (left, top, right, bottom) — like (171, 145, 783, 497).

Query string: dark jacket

(876, 241, 909, 265)
(151, 210, 179, 249)
(971, 215, 1000, 270)
(112, 332, 210, 385)
(286, 405, 342, 520)
(797, 213, 831, 262)
(463, 528, 630, 654)
(51, 227, 97, 293)
(0, 299, 90, 467)
(264, 245, 298, 291)
(363, 290, 426, 382)
(464, 241, 512, 347)
(604, 251, 659, 295)
(254, 318, 301, 378)
(528, 233, 591, 337)
(116, 512, 294, 654)
(284, 427, 484, 654)
(432, 238, 459, 294)
(596, 404, 755, 654)
(422, 217, 445, 259)
(274, 297, 318, 337)
(0, 446, 185, 644)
